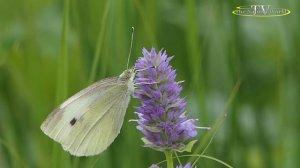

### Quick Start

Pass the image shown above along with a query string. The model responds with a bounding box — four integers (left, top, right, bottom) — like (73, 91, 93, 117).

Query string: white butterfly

(40, 69, 135, 156)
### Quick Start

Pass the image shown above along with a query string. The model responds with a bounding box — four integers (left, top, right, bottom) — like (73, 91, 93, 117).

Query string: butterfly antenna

(127, 27, 134, 69)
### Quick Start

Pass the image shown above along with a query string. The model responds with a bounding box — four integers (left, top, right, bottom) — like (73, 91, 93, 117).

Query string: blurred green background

(0, 0, 299, 167)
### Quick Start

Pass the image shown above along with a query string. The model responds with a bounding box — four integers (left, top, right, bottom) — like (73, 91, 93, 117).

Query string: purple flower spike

(134, 48, 198, 151)
(176, 162, 192, 168)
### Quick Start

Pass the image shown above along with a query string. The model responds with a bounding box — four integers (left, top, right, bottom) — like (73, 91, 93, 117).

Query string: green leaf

(177, 140, 198, 153)
(141, 137, 153, 146)
(141, 124, 161, 132)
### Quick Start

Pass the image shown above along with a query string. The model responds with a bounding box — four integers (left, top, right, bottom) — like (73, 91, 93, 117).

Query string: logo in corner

(232, 5, 291, 17)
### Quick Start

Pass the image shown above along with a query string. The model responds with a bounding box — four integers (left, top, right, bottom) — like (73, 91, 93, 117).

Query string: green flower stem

(165, 151, 174, 168)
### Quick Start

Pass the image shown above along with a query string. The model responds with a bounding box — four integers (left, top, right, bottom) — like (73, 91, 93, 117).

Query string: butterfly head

(119, 68, 135, 82)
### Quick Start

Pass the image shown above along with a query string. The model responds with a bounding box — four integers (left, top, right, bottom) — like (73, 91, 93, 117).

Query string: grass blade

(189, 80, 241, 164)
(89, 0, 111, 83)
(53, 0, 71, 167)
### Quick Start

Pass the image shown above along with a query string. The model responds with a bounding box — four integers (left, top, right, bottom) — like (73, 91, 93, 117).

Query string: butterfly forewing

(41, 75, 133, 156)
(41, 77, 117, 131)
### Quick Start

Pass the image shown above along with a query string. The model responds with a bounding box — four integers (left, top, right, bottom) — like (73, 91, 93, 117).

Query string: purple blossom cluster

(150, 162, 192, 168)
(134, 48, 198, 151)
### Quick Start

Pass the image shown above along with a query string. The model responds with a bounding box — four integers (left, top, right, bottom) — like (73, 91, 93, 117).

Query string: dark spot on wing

(70, 118, 77, 126)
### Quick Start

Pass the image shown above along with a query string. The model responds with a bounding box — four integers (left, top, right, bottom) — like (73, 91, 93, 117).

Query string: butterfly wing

(41, 77, 132, 156)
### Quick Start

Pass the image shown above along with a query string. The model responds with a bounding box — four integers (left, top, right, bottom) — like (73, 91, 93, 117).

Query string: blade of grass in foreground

(189, 80, 241, 165)
(52, 0, 71, 167)
(0, 138, 28, 168)
(85, 1, 112, 167)
(89, 0, 111, 83)
(134, 0, 157, 46)
(154, 154, 233, 168)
